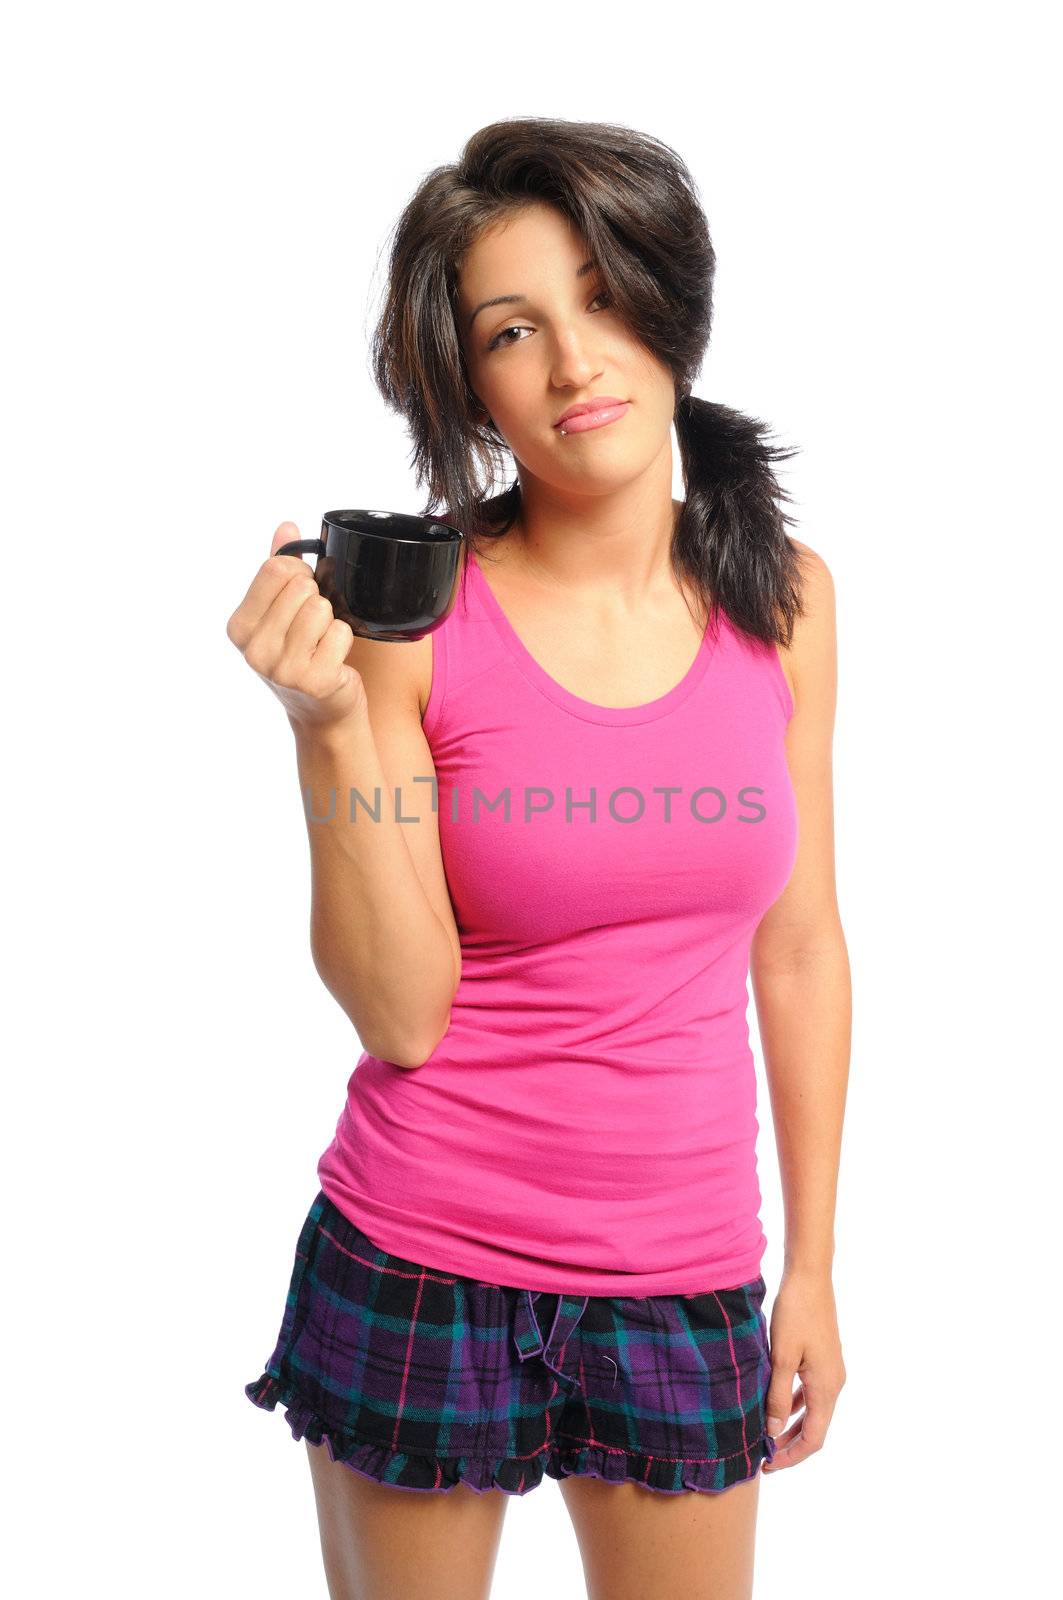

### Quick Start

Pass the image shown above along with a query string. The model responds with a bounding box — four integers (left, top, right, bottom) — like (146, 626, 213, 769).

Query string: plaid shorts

(245, 1189, 777, 1497)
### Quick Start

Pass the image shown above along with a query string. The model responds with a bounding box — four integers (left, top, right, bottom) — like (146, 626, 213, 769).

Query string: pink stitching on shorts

(555, 1433, 768, 1467)
(317, 1221, 462, 1285)
(711, 1284, 753, 1476)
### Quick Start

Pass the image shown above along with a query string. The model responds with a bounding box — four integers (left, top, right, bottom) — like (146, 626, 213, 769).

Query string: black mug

(276, 510, 465, 643)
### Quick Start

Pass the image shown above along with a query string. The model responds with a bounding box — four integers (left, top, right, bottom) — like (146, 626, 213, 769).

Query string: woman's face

(456, 203, 677, 493)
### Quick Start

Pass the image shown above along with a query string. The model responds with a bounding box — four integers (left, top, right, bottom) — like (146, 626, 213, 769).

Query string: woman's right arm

(291, 643, 459, 1069)
(226, 529, 460, 1070)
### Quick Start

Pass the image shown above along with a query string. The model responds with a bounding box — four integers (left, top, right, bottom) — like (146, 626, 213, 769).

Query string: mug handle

(276, 537, 326, 560)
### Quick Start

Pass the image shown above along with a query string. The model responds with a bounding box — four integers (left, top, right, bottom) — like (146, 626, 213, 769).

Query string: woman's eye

(486, 292, 612, 352)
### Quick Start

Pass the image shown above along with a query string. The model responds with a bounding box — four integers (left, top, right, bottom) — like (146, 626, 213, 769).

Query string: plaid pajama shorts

(245, 1188, 777, 1497)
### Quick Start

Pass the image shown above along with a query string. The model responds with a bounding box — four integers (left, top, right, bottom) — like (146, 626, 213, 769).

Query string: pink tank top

(317, 547, 797, 1294)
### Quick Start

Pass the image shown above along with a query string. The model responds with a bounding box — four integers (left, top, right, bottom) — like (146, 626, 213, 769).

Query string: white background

(4, 2, 1058, 1594)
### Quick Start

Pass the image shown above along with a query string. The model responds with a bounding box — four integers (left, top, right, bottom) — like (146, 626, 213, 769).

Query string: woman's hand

(761, 1267, 846, 1472)
(226, 522, 367, 732)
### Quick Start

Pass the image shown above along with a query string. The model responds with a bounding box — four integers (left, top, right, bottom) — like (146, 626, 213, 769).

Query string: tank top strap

(421, 548, 505, 741)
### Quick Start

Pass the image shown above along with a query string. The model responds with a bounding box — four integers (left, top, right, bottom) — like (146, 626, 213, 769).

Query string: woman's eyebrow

(466, 259, 597, 334)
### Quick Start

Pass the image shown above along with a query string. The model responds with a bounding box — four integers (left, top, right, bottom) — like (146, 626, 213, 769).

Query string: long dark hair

(369, 116, 806, 647)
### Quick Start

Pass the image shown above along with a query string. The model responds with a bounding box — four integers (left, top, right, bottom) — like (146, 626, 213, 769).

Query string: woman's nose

(549, 330, 604, 392)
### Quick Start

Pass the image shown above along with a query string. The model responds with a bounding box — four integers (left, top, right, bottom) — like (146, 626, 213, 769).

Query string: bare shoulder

(786, 540, 836, 642)
(789, 536, 834, 613)
(782, 539, 837, 716)
(342, 629, 434, 722)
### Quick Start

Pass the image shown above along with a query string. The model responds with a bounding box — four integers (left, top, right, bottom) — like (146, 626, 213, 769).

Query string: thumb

(765, 1371, 795, 1438)
(270, 521, 300, 557)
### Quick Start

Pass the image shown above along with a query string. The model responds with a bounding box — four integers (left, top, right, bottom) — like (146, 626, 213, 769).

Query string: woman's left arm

(749, 542, 851, 1473)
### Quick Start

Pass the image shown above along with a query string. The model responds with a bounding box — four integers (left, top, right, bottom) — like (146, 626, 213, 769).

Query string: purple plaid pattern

(246, 1190, 777, 1496)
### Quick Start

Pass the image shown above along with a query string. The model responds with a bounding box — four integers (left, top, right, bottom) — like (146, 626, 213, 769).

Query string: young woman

(230, 117, 850, 1600)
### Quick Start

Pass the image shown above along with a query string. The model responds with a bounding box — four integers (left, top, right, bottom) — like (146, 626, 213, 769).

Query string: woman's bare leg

(558, 1471, 762, 1600)
(305, 1439, 510, 1600)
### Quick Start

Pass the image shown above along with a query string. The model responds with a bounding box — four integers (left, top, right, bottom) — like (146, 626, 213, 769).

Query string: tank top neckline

(466, 547, 721, 727)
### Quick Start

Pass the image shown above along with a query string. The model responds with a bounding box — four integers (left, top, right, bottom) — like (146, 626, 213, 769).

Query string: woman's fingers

(227, 553, 313, 649)
(762, 1377, 837, 1471)
(226, 524, 366, 730)
(241, 571, 320, 679)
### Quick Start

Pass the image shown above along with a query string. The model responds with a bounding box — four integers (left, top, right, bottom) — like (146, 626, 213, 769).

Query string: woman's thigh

(306, 1439, 509, 1600)
(558, 1472, 761, 1600)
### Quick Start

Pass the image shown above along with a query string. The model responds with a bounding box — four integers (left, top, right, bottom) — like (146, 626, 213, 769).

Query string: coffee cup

(276, 509, 465, 643)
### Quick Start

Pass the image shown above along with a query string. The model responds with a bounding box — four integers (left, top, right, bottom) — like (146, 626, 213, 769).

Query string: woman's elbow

(386, 1009, 453, 1070)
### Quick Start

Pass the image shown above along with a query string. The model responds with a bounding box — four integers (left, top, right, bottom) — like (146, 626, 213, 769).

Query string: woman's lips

(555, 401, 631, 435)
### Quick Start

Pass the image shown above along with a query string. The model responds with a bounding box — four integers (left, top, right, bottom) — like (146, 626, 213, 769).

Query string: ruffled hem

(545, 1428, 778, 1495)
(244, 1372, 549, 1496)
